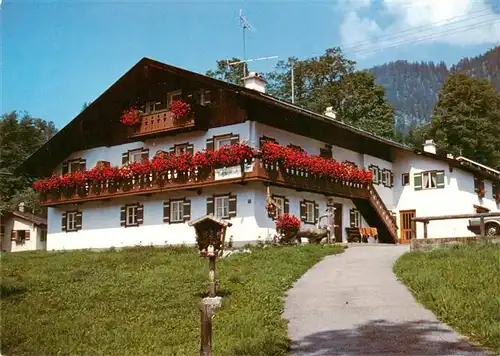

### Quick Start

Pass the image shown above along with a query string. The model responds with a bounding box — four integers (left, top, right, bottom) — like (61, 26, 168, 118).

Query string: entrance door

(399, 210, 416, 244)
(334, 203, 343, 242)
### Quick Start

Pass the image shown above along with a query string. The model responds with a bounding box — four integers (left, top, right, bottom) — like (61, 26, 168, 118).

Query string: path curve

(284, 245, 488, 356)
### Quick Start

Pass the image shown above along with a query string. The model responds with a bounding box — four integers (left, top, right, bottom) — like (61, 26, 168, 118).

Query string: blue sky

(2, 0, 499, 128)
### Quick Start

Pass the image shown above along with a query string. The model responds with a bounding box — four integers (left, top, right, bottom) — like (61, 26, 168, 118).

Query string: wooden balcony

(129, 109, 196, 138)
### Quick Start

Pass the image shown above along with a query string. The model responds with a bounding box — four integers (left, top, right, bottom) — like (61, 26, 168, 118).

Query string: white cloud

(339, 0, 500, 58)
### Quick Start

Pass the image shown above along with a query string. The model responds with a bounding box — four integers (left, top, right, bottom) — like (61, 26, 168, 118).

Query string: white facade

(1, 215, 47, 253)
(42, 118, 499, 250)
(47, 182, 366, 251)
(393, 151, 499, 239)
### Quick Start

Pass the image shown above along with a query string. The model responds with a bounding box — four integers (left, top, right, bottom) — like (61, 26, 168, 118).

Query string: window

(305, 202, 315, 223)
(67, 212, 77, 231)
(300, 200, 318, 224)
(207, 194, 236, 218)
(145, 101, 165, 114)
(129, 149, 145, 163)
(163, 199, 191, 223)
(474, 176, 485, 193)
(382, 169, 394, 188)
(288, 144, 304, 152)
(120, 204, 144, 227)
(62, 211, 82, 232)
(349, 208, 361, 228)
(40, 230, 47, 242)
(414, 170, 445, 191)
(402, 173, 410, 186)
(201, 90, 211, 105)
(126, 205, 137, 226)
(215, 136, 232, 149)
(170, 200, 184, 223)
(171, 143, 193, 156)
(274, 197, 285, 217)
(260, 136, 278, 147)
(215, 196, 230, 219)
(62, 158, 86, 175)
(167, 90, 182, 105)
(368, 165, 380, 184)
(343, 161, 357, 168)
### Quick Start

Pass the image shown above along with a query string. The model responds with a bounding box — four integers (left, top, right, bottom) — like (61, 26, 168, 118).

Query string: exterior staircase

(352, 184, 398, 243)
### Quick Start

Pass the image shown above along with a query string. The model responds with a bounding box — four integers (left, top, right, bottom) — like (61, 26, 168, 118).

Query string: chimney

(423, 139, 437, 154)
(243, 72, 267, 93)
(324, 107, 336, 119)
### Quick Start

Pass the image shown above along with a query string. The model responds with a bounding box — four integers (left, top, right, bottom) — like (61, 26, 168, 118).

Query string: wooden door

(399, 210, 416, 244)
(334, 203, 343, 242)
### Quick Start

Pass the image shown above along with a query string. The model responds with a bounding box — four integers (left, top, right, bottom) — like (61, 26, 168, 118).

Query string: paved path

(284, 245, 489, 356)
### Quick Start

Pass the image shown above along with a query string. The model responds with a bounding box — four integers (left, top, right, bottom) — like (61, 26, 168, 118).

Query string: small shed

(188, 215, 232, 257)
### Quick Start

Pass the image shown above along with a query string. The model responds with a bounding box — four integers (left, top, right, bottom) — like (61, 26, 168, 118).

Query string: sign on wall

(214, 163, 253, 181)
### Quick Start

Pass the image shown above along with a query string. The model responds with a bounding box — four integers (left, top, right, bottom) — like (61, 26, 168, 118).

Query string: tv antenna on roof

(238, 9, 256, 77)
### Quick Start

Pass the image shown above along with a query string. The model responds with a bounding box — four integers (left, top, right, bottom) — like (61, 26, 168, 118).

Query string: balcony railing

(39, 158, 375, 206)
(129, 109, 196, 137)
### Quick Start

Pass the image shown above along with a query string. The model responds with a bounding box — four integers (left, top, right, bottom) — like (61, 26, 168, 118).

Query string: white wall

(47, 180, 368, 250)
(56, 122, 251, 173)
(393, 151, 499, 239)
(363, 154, 394, 209)
(4, 218, 46, 253)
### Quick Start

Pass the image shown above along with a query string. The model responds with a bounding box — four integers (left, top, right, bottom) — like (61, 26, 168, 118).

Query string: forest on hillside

(370, 46, 500, 133)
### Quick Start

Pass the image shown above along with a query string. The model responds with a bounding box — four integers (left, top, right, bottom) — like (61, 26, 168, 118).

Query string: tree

(206, 58, 248, 85)
(207, 48, 396, 139)
(0, 111, 57, 213)
(426, 73, 500, 169)
(81, 101, 91, 112)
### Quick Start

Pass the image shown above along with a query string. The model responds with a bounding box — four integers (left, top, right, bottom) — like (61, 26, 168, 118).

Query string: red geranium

(120, 106, 141, 126)
(275, 213, 301, 237)
(213, 142, 254, 168)
(169, 100, 192, 119)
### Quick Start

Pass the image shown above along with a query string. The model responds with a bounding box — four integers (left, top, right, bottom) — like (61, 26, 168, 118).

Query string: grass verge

(1, 244, 342, 355)
(394, 244, 500, 353)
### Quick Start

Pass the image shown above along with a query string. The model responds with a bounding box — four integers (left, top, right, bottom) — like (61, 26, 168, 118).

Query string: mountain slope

(369, 46, 500, 133)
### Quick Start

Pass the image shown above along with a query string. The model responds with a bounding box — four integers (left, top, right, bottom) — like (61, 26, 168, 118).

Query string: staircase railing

(366, 183, 398, 242)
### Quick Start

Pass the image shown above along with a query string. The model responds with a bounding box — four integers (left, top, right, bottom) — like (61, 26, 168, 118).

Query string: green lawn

(394, 244, 500, 353)
(1, 244, 342, 356)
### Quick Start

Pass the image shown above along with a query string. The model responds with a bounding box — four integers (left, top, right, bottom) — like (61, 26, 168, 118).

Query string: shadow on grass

(291, 319, 487, 356)
(0, 284, 26, 299)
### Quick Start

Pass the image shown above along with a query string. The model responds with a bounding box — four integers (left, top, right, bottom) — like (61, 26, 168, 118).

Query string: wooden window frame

(343, 160, 357, 167)
(402, 173, 410, 186)
(167, 90, 183, 106)
(422, 170, 443, 190)
(303, 199, 316, 224)
(381, 168, 394, 188)
(171, 142, 194, 156)
(288, 144, 304, 152)
(259, 136, 278, 147)
(474, 205, 490, 214)
(214, 195, 230, 219)
(121, 204, 143, 228)
(214, 134, 233, 150)
(474, 176, 485, 193)
(67, 211, 78, 232)
(170, 199, 185, 223)
(349, 208, 361, 228)
(368, 165, 380, 185)
(207, 133, 240, 151)
(62, 158, 86, 175)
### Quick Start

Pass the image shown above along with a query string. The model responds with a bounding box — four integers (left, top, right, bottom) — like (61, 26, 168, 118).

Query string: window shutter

(436, 171, 445, 189)
(230, 134, 240, 146)
(390, 172, 394, 187)
(25, 231, 31, 240)
(300, 201, 307, 222)
(206, 137, 214, 151)
(284, 198, 290, 214)
(378, 169, 382, 184)
(187, 144, 194, 155)
(141, 149, 149, 162)
(163, 201, 171, 224)
(122, 152, 129, 165)
(62, 162, 69, 175)
(314, 203, 320, 223)
(137, 204, 144, 225)
(228, 194, 237, 218)
(207, 196, 214, 215)
(120, 207, 126, 226)
(75, 212, 83, 230)
(350, 209, 356, 228)
(79, 159, 87, 172)
(11, 231, 17, 241)
(414, 174, 422, 191)
(183, 199, 191, 221)
(61, 213, 67, 232)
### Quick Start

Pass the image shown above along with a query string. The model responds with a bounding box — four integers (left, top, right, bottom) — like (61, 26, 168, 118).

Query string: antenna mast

(238, 9, 255, 77)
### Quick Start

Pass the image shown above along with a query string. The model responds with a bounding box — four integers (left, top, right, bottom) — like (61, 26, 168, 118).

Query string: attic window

(168, 90, 182, 106)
